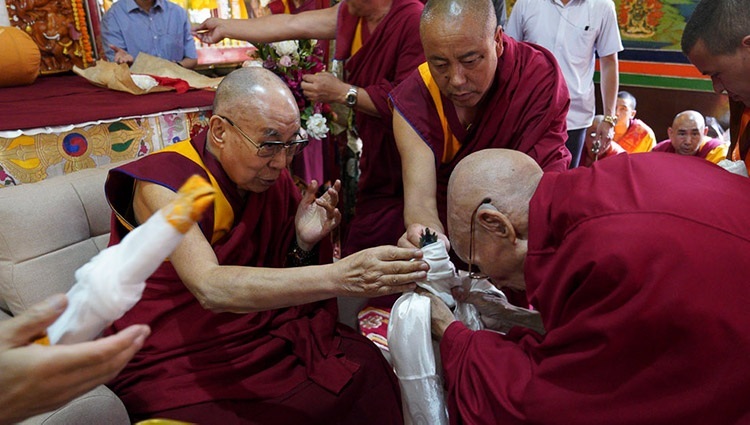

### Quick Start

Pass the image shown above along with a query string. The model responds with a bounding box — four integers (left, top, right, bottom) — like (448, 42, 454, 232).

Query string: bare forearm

(353, 88, 380, 117)
(187, 263, 340, 313)
(599, 54, 619, 116)
(220, 11, 336, 42)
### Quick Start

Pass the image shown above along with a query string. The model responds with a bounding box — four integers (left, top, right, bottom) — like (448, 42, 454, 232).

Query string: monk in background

(392, 0, 570, 263)
(652, 110, 728, 164)
(613, 90, 656, 153)
(682, 0, 750, 174)
(194, 0, 425, 257)
(426, 148, 750, 425)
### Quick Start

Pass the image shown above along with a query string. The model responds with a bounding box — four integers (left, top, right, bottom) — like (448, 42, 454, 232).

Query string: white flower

(305, 113, 329, 140)
(272, 40, 299, 57)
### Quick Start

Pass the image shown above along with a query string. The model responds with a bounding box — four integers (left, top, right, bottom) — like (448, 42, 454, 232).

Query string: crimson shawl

(334, 0, 425, 255)
(390, 34, 570, 236)
(441, 153, 750, 425)
(104, 131, 361, 414)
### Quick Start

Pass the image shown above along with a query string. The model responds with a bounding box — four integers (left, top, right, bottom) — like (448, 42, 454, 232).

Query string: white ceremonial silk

(47, 211, 183, 344)
(416, 241, 459, 307)
(47, 175, 214, 344)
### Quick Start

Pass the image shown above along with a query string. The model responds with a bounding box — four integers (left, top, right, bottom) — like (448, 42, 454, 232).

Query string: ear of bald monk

(0, 294, 149, 425)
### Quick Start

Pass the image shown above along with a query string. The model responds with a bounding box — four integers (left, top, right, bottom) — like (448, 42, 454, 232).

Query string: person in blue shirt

(101, 0, 198, 69)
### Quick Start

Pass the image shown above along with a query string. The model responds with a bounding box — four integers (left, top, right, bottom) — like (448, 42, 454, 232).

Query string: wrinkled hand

(452, 285, 545, 335)
(398, 223, 451, 251)
(109, 44, 133, 65)
(415, 288, 456, 340)
(334, 246, 428, 297)
(0, 294, 150, 425)
(295, 179, 341, 251)
(192, 18, 226, 44)
(301, 72, 348, 104)
(594, 120, 615, 155)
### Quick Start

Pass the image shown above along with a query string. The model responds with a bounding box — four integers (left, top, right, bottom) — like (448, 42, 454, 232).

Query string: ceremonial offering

(46, 175, 215, 344)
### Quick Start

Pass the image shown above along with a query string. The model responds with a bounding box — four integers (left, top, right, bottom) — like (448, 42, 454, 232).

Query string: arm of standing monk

(133, 181, 426, 313)
(193, 3, 338, 44)
(595, 53, 619, 150)
(394, 109, 447, 248)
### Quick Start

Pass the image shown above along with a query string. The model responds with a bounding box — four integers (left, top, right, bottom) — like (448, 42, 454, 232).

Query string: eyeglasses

(219, 115, 308, 158)
(468, 197, 492, 280)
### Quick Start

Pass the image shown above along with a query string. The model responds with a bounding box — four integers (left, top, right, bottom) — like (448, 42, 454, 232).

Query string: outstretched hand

(398, 223, 451, 251)
(192, 18, 226, 44)
(0, 294, 150, 425)
(334, 246, 428, 297)
(594, 120, 615, 155)
(295, 179, 342, 251)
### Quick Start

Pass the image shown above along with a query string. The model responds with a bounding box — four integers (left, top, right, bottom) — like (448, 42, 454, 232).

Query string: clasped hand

(295, 179, 341, 251)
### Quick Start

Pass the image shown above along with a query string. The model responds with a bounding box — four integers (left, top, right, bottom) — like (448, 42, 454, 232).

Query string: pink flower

(279, 55, 293, 67)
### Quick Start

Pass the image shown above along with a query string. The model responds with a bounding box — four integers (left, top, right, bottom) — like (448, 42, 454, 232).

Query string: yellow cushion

(0, 26, 41, 88)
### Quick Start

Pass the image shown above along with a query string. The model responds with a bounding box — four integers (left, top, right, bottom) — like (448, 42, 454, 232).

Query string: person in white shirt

(506, 0, 623, 167)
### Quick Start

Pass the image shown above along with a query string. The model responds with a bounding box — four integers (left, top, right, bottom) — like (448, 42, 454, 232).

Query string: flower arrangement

(244, 39, 333, 140)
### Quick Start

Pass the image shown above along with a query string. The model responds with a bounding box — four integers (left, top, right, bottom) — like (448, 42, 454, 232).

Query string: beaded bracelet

(287, 239, 318, 267)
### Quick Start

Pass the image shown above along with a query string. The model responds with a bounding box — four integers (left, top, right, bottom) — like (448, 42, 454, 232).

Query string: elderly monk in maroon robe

(103, 68, 429, 424)
(681, 0, 750, 174)
(194, 0, 425, 256)
(652, 110, 728, 164)
(391, 0, 570, 259)
(421, 148, 750, 425)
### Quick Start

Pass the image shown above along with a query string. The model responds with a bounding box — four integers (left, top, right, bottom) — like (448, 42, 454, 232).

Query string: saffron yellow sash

(731, 108, 750, 170)
(418, 62, 461, 163)
(351, 18, 363, 56)
(157, 140, 234, 244)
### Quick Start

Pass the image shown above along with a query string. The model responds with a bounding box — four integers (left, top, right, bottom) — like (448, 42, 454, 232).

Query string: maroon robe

(441, 152, 750, 425)
(652, 137, 724, 158)
(103, 130, 402, 423)
(335, 0, 425, 256)
(390, 34, 570, 242)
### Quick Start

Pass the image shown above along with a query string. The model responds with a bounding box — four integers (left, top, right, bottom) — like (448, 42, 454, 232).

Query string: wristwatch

(345, 86, 358, 107)
(602, 115, 618, 126)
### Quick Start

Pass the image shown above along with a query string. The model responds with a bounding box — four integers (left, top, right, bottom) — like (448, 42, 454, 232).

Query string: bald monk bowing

(652, 110, 728, 164)
(103, 68, 428, 424)
(391, 0, 570, 253)
(423, 148, 750, 425)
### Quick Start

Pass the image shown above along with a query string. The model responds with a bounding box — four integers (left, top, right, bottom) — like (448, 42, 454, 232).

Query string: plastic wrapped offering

(46, 175, 215, 344)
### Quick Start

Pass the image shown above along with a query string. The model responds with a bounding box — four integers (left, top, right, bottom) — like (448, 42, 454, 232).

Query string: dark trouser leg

(565, 128, 586, 169)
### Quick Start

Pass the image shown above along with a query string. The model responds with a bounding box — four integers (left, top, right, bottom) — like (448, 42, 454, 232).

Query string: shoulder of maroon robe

(651, 139, 675, 153)
(338, 0, 424, 119)
(391, 34, 571, 174)
(105, 131, 214, 244)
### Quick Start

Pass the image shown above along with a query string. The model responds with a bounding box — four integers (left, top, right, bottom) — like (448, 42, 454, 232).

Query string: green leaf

(112, 139, 134, 152)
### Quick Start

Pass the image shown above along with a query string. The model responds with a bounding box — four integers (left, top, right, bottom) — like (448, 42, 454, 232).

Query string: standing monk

(104, 68, 428, 423)
(194, 0, 425, 256)
(391, 0, 570, 257)
(682, 0, 750, 174)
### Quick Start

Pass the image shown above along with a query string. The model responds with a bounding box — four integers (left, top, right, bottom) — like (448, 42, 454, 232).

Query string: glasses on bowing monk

(219, 115, 309, 158)
(468, 197, 493, 280)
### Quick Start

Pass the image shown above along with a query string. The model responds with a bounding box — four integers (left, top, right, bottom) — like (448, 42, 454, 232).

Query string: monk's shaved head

(213, 67, 296, 120)
(421, 0, 496, 38)
(672, 110, 706, 129)
(447, 149, 541, 247)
